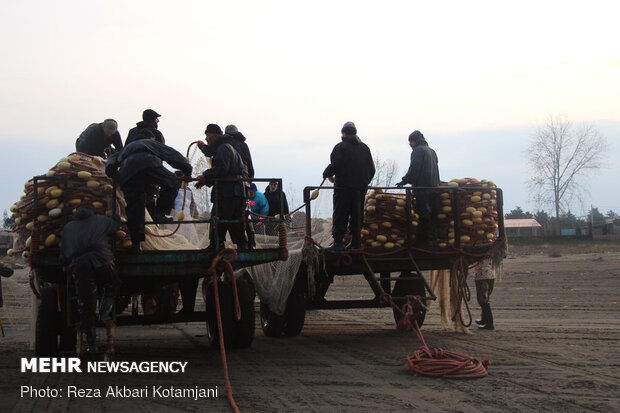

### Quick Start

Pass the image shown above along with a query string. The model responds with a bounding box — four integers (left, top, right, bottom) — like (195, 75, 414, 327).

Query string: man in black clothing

(125, 109, 165, 145)
(105, 138, 192, 253)
(323, 122, 375, 250)
(223, 125, 254, 180)
(396, 130, 440, 247)
(76, 119, 123, 158)
(264, 181, 289, 218)
(196, 123, 248, 250)
(59, 207, 122, 354)
(198, 124, 256, 247)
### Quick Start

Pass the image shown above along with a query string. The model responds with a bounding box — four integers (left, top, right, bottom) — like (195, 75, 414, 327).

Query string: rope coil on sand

(386, 294, 490, 379)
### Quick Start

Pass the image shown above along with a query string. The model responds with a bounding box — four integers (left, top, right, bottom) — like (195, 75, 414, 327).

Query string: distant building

(504, 219, 543, 237)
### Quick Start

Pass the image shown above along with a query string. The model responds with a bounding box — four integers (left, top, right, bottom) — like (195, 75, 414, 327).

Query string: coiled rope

(387, 295, 490, 379)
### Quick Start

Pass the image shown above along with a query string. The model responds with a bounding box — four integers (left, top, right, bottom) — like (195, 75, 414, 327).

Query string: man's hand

(196, 140, 206, 149)
(195, 175, 207, 188)
(395, 180, 406, 187)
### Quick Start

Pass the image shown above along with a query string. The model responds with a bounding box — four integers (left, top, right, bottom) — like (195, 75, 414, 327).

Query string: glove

(395, 180, 406, 187)
(196, 140, 205, 149)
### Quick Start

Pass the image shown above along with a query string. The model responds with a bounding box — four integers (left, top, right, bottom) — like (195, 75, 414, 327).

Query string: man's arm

(322, 145, 340, 179)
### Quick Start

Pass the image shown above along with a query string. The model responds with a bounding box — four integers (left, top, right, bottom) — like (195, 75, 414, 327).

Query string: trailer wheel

(35, 287, 59, 356)
(391, 271, 427, 328)
(205, 279, 234, 348)
(231, 271, 256, 348)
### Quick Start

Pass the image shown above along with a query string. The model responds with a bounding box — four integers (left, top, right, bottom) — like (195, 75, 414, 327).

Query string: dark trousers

(122, 167, 180, 245)
(415, 188, 439, 246)
(73, 264, 121, 344)
(475, 279, 495, 327)
(332, 187, 367, 247)
(210, 196, 247, 247)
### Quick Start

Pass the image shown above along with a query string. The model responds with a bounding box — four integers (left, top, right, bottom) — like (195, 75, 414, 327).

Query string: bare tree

(526, 114, 608, 234)
(371, 154, 399, 187)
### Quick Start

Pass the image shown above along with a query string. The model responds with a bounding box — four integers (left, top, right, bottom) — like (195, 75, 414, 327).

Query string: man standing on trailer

(396, 130, 440, 247)
(196, 123, 249, 251)
(125, 109, 166, 145)
(323, 121, 375, 250)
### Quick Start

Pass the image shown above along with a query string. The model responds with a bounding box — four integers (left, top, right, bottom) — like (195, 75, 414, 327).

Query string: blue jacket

(249, 191, 269, 216)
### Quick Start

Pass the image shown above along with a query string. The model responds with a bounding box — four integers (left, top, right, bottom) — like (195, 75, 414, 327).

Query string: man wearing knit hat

(323, 121, 375, 250)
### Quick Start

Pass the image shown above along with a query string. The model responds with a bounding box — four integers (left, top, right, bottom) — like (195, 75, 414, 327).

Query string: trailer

(257, 184, 506, 336)
(27, 175, 288, 356)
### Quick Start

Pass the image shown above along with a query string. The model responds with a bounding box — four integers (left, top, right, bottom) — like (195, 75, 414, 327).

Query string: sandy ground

(0, 247, 619, 413)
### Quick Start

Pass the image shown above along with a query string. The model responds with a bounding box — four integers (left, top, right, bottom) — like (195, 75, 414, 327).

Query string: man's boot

(478, 303, 494, 330)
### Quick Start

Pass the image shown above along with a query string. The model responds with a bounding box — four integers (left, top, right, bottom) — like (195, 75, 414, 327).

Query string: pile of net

(436, 178, 499, 248)
(8, 152, 133, 255)
(8, 152, 208, 257)
(361, 189, 418, 250)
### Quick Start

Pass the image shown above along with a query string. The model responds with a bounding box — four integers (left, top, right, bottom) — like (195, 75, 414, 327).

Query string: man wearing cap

(396, 130, 440, 247)
(323, 121, 375, 250)
(76, 119, 123, 158)
(196, 124, 249, 250)
(126, 109, 165, 145)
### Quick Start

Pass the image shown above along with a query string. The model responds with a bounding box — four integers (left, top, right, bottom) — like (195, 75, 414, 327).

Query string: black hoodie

(59, 208, 121, 274)
(323, 135, 375, 188)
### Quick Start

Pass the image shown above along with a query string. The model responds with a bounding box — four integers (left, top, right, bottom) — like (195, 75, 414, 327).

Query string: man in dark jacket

(224, 124, 254, 180)
(264, 181, 289, 218)
(396, 130, 440, 247)
(59, 207, 122, 354)
(125, 109, 165, 145)
(196, 124, 248, 250)
(76, 119, 123, 158)
(105, 138, 192, 253)
(323, 122, 375, 250)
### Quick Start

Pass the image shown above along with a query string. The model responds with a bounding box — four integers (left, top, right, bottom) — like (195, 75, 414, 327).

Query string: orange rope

(385, 294, 490, 379)
(406, 320, 490, 379)
(207, 248, 241, 413)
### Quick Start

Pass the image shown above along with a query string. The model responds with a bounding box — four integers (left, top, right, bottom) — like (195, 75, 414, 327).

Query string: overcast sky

(1, 1, 619, 219)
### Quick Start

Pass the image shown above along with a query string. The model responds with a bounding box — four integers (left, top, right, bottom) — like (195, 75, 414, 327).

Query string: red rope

(385, 294, 490, 379)
(406, 320, 490, 379)
(207, 248, 241, 413)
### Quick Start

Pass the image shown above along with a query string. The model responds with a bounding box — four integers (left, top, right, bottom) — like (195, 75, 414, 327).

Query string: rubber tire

(206, 280, 234, 349)
(231, 274, 256, 348)
(35, 287, 60, 356)
(391, 271, 427, 328)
